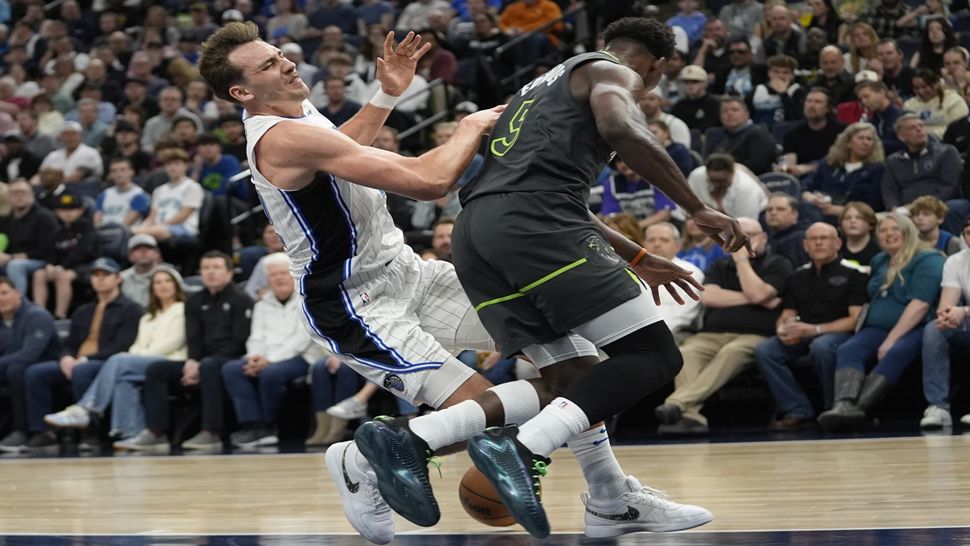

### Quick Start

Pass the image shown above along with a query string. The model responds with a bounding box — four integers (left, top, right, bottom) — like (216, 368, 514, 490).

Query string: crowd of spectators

(2, 0, 970, 454)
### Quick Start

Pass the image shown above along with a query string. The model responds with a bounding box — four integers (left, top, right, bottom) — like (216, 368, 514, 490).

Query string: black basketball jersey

(459, 51, 619, 206)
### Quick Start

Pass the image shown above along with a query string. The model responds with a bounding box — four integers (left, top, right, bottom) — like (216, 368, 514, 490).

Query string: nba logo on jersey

(360, 291, 371, 305)
(558, 400, 570, 409)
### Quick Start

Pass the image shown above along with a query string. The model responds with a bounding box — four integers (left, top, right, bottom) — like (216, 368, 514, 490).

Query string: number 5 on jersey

(490, 99, 535, 157)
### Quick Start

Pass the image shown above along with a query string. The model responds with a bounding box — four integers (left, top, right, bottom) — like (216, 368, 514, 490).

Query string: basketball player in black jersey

(355, 17, 750, 539)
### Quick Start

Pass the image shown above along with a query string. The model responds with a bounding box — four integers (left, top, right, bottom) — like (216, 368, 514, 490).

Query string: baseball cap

(854, 70, 880, 83)
(60, 121, 83, 134)
(55, 192, 84, 210)
(127, 233, 158, 250)
(454, 101, 478, 114)
(222, 9, 244, 22)
(679, 65, 708, 82)
(281, 43, 303, 56)
(91, 257, 121, 274)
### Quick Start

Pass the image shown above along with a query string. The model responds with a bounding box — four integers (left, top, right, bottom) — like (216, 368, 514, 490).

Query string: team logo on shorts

(383, 374, 405, 392)
(583, 234, 623, 267)
(360, 291, 371, 305)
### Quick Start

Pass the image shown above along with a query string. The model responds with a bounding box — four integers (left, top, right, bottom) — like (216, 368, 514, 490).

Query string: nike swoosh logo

(341, 445, 360, 494)
(586, 505, 640, 521)
(591, 437, 609, 447)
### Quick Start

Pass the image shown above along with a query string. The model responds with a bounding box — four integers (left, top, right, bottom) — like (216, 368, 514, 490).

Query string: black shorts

(452, 191, 642, 357)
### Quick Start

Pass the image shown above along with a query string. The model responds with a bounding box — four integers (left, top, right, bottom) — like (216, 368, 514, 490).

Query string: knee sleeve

(564, 321, 682, 424)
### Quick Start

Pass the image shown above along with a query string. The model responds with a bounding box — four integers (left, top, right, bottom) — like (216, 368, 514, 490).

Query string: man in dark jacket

(0, 179, 58, 296)
(23, 258, 142, 450)
(703, 97, 777, 174)
(142, 251, 253, 450)
(0, 277, 61, 452)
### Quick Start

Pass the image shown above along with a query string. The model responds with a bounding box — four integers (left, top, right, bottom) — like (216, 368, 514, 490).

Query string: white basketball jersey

(244, 100, 408, 295)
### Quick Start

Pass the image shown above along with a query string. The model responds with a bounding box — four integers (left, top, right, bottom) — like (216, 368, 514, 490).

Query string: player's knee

(603, 321, 682, 385)
(541, 356, 597, 397)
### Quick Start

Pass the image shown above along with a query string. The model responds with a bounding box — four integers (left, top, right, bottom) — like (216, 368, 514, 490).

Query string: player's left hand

(633, 252, 704, 306)
(376, 31, 432, 97)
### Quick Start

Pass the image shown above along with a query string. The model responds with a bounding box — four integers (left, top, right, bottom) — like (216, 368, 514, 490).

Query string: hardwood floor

(1, 436, 968, 535)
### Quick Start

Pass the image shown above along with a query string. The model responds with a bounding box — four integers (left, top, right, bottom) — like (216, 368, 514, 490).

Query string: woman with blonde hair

(818, 213, 945, 430)
(904, 68, 969, 138)
(844, 22, 878, 73)
(802, 122, 885, 218)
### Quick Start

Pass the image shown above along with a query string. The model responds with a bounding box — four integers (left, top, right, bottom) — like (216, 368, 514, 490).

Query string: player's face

(229, 40, 308, 105)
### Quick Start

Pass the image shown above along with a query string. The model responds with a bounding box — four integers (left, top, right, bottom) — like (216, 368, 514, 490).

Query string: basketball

(458, 466, 515, 527)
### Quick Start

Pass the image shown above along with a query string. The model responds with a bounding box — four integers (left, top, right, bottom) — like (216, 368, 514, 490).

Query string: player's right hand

(460, 104, 506, 134)
(692, 206, 754, 255)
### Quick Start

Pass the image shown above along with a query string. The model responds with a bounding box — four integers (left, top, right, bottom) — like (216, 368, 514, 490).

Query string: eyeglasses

(805, 236, 836, 242)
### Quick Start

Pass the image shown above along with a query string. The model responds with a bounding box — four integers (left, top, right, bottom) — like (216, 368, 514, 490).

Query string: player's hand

(376, 31, 432, 97)
(459, 104, 506, 134)
(691, 206, 753, 255)
(633, 252, 704, 306)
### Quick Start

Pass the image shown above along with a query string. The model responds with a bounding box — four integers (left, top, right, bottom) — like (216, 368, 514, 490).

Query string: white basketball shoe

(582, 476, 713, 538)
(325, 440, 395, 544)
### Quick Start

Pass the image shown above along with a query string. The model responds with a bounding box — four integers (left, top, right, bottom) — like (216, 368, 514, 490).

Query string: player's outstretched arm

(256, 106, 503, 199)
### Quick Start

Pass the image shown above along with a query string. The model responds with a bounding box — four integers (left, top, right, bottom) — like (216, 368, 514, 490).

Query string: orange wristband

(629, 247, 647, 267)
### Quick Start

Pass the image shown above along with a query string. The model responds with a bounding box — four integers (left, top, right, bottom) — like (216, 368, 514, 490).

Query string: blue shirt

(596, 172, 677, 220)
(199, 154, 245, 199)
(0, 301, 60, 367)
(678, 244, 727, 272)
(667, 12, 708, 43)
(865, 250, 945, 330)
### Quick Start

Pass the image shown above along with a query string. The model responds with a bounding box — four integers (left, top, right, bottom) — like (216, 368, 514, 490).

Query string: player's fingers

(652, 285, 662, 306)
(675, 279, 701, 301)
(664, 283, 685, 305)
(681, 272, 704, 292)
(411, 41, 432, 61)
(397, 31, 416, 53)
(383, 31, 395, 57)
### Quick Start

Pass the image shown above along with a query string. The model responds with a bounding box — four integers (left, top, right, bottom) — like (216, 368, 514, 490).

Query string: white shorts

(301, 252, 494, 407)
(521, 285, 662, 368)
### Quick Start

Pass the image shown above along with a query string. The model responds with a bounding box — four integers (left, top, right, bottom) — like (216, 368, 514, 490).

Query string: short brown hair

(909, 195, 949, 218)
(158, 147, 189, 164)
(839, 201, 877, 230)
(199, 21, 260, 104)
(706, 153, 735, 173)
(767, 54, 798, 71)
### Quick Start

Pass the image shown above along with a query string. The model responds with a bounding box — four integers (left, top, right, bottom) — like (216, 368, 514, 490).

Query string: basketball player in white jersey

(198, 22, 709, 544)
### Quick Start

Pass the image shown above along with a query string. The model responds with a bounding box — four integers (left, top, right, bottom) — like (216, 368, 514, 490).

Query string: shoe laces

(628, 485, 679, 509)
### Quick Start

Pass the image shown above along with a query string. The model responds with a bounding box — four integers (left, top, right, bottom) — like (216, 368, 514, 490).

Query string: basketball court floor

(1, 431, 968, 545)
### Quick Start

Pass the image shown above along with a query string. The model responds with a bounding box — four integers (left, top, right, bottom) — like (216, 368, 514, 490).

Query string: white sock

(408, 400, 487, 451)
(567, 426, 628, 499)
(517, 397, 591, 458)
(488, 380, 541, 425)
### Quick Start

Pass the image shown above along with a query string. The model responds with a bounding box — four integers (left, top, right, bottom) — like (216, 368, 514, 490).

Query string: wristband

(815, 324, 822, 336)
(369, 87, 400, 110)
(629, 247, 648, 267)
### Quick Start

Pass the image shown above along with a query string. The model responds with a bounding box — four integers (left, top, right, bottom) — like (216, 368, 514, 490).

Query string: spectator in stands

(644, 222, 705, 342)
(305, 354, 362, 447)
(0, 131, 42, 182)
(844, 22, 879, 74)
(45, 266, 186, 446)
(877, 39, 916, 100)
(221, 253, 320, 448)
(431, 218, 454, 261)
(945, 81, 970, 164)
(781, 88, 845, 177)
(765, 193, 809, 267)
(689, 153, 769, 219)
(920, 218, 970, 428)
(911, 17, 958, 73)
(883, 113, 968, 233)
(857, 80, 905, 154)
(910, 195, 963, 255)
(802, 121, 886, 219)
(815, 46, 855, 105)
(131, 147, 205, 243)
(94, 157, 150, 228)
(941, 46, 968, 91)
(22, 258, 141, 450)
(839, 202, 881, 271)
(897, 0, 950, 32)
(38, 121, 103, 183)
(171, 116, 200, 156)
(120, 236, 164, 308)
(141, 252, 253, 451)
(671, 65, 721, 133)
(746, 54, 806, 127)
(241, 224, 285, 297)
(904, 68, 968, 138)
(32, 191, 98, 319)
(320, 76, 362, 127)
(267, 0, 309, 43)
(647, 120, 698, 178)
(498, 0, 562, 65)
(397, 0, 452, 34)
(704, 97, 777, 174)
(217, 114, 247, 165)
(0, 179, 58, 296)
(15, 111, 57, 160)
(678, 217, 728, 272)
(763, 6, 806, 61)
(714, 37, 766, 97)
(411, 121, 482, 229)
(597, 158, 679, 230)
(34, 168, 67, 211)
(656, 217, 792, 435)
(120, 77, 159, 120)
(416, 30, 458, 85)
(141, 86, 203, 152)
(692, 19, 731, 77)
(754, 222, 868, 430)
(807, 0, 846, 46)
(103, 121, 153, 176)
(311, 53, 369, 108)
(819, 213, 944, 430)
(192, 133, 244, 198)
(0, 277, 60, 452)
(183, 80, 220, 128)
(859, 0, 909, 41)
(357, 0, 396, 31)
(31, 94, 65, 138)
(640, 88, 691, 148)
(74, 98, 107, 148)
(668, 0, 707, 44)
(599, 212, 643, 244)
(719, 0, 765, 39)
